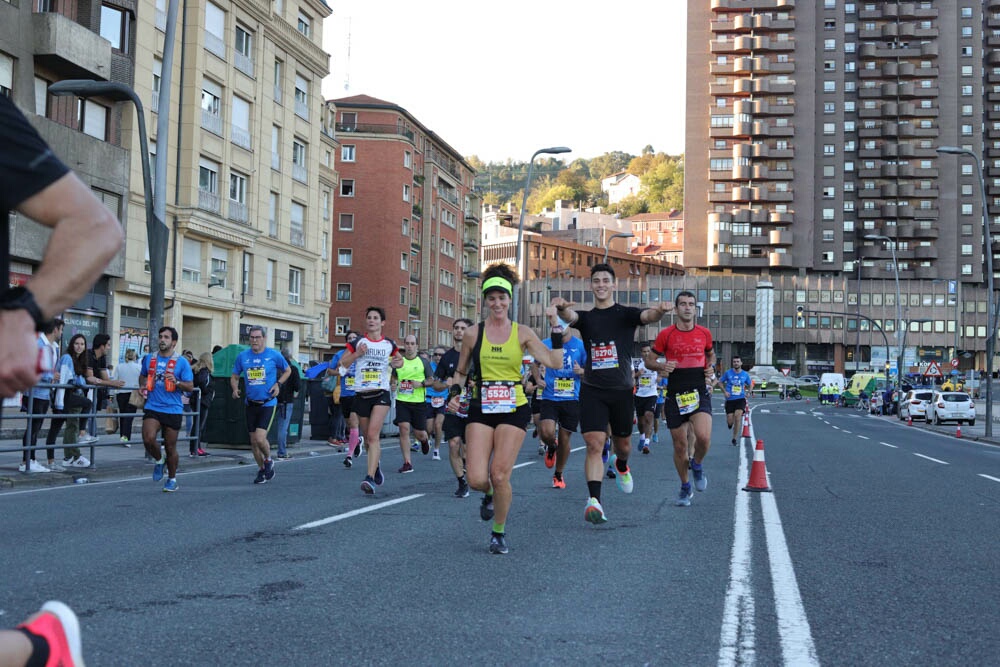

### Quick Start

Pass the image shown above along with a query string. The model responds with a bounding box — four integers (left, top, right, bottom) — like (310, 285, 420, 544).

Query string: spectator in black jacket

(189, 352, 215, 456)
(275, 348, 301, 459)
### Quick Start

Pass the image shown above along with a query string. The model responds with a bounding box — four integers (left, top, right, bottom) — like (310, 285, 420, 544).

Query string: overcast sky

(321, 1, 687, 163)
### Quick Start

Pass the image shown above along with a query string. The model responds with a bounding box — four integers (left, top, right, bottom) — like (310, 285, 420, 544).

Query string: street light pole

(938, 146, 996, 437)
(513, 146, 571, 321)
(865, 234, 903, 382)
(603, 232, 635, 263)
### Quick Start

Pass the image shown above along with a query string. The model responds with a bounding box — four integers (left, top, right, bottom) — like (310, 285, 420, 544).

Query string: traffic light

(796, 305, 805, 327)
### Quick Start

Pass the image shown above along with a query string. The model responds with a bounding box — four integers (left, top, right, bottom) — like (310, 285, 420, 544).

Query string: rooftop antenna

(343, 17, 352, 91)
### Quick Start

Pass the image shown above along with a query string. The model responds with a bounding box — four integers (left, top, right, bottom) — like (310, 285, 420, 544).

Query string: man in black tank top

(552, 263, 675, 525)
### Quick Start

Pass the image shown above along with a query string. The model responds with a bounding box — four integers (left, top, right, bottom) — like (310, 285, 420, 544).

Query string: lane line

(759, 409, 771, 413)
(979, 474, 1000, 483)
(880, 442, 899, 448)
(513, 461, 535, 470)
(832, 426, 840, 430)
(913, 453, 949, 465)
(795, 411, 806, 415)
(858, 435, 870, 440)
(293, 494, 424, 530)
(842, 430, 852, 434)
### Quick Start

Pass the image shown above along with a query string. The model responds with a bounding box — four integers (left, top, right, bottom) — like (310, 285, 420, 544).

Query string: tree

(615, 194, 648, 217)
(587, 151, 633, 180)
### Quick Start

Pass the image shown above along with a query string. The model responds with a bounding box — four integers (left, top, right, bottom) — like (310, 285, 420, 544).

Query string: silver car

(925, 391, 976, 426)
(899, 390, 934, 421)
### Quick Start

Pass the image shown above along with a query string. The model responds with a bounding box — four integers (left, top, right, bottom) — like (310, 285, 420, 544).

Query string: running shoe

(584, 497, 608, 524)
(480, 495, 494, 521)
(537, 443, 545, 456)
(121, 436, 131, 446)
(253, 468, 267, 484)
(489, 532, 509, 555)
(675, 484, 694, 507)
(606, 465, 617, 479)
(692, 464, 707, 492)
(641, 441, 651, 455)
(552, 475, 566, 489)
(264, 459, 275, 481)
(188, 452, 197, 458)
(731, 438, 737, 447)
(152, 459, 165, 481)
(343, 455, 353, 469)
(455, 478, 470, 498)
(77, 434, 98, 444)
(611, 455, 633, 494)
(421, 439, 430, 455)
(374, 464, 385, 486)
(544, 445, 556, 468)
(197, 448, 208, 456)
(354, 436, 364, 458)
(601, 439, 611, 464)
(361, 476, 375, 494)
(163, 478, 179, 493)
(410, 442, 421, 452)
(652, 433, 659, 444)
(398, 461, 413, 474)
(71, 456, 90, 467)
(432, 449, 441, 461)
(16, 600, 84, 667)
(18, 460, 50, 473)
(275, 453, 291, 460)
(327, 437, 340, 448)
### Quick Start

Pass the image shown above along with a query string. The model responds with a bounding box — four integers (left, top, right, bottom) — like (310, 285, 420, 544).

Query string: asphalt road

(1, 398, 997, 666)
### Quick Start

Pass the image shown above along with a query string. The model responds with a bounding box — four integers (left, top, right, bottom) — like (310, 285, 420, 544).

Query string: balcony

(464, 211, 479, 225)
(769, 229, 793, 246)
(292, 163, 307, 183)
(408, 306, 420, 318)
(231, 126, 251, 150)
(409, 272, 421, 284)
(201, 110, 223, 136)
(151, 92, 159, 113)
(290, 228, 304, 247)
(294, 98, 309, 121)
(155, 9, 167, 31)
(463, 239, 479, 251)
(437, 187, 459, 207)
(32, 12, 112, 80)
(769, 251, 793, 268)
(234, 51, 254, 78)
(335, 123, 415, 142)
(463, 293, 477, 308)
(198, 190, 220, 214)
(205, 33, 225, 60)
(228, 200, 248, 225)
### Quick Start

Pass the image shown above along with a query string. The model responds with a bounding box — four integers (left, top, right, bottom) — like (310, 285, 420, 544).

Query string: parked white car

(925, 391, 976, 426)
(899, 390, 934, 421)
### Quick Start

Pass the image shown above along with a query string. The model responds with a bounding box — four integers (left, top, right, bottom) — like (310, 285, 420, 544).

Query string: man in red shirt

(646, 291, 716, 507)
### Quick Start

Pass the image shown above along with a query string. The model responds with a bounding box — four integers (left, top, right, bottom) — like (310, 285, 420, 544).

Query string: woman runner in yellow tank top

(446, 263, 563, 555)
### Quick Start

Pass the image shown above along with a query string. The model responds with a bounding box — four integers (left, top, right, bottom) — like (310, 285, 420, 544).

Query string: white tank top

(349, 336, 397, 393)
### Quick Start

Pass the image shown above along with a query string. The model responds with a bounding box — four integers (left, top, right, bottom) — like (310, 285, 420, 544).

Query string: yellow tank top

(395, 356, 427, 403)
(476, 322, 527, 407)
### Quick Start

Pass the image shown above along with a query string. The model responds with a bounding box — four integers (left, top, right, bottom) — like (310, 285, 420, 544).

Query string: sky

(321, 1, 687, 164)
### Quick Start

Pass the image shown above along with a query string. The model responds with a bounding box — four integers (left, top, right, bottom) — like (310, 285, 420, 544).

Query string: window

(321, 232, 329, 261)
(824, 39, 836, 50)
(151, 57, 162, 112)
(335, 317, 350, 335)
(268, 192, 279, 237)
(292, 140, 307, 182)
(290, 201, 305, 246)
(182, 237, 202, 282)
(288, 267, 302, 305)
(297, 11, 311, 37)
(338, 249, 352, 266)
(402, 219, 409, 236)
(273, 59, 283, 103)
(231, 96, 251, 149)
(400, 287, 407, 304)
(294, 73, 309, 120)
(266, 259, 276, 299)
(321, 190, 330, 220)
(229, 172, 247, 223)
(198, 158, 219, 211)
(400, 253, 408, 271)
(1, 53, 13, 98)
(100, 5, 130, 52)
(961, 26, 973, 38)
(339, 213, 354, 231)
(33, 76, 47, 117)
(341, 144, 356, 162)
(824, 81, 836, 92)
(340, 179, 355, 197)
(336, 283, 352, 301)
(404, 151, 412, 168)
(243, 253, 253, 295)
(234, 26, 253, 75)
(210, 246, 228, 287)
(80, 100, 108, 140)
(403, 184, 410, 202)
(204, 2, 225, 58)
(201, 79, 222, 134)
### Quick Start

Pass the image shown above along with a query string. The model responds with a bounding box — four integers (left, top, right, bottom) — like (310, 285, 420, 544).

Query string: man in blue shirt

(425, 346, 450, 460)
(139, 326, 194, 492)
(231, 325, 291, 484)
(538, 329, 586, 489)
(715, 355, 752, 446)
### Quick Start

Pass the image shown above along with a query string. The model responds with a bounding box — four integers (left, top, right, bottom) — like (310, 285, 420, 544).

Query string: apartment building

(106, 0, 333, 360)
(685, 0, 996, 372)
(2, 0, 132, 345)
(629, 210, 685, 265)
(327, 95, 480, 350)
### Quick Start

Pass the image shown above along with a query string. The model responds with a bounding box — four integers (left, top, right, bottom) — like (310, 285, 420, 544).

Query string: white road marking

(760, 409, 771, 413)
(842, 430, 852, 434)
(880, 442, 898, 448)
(293, 494, 424, 530)
(913, 453, 949, 465)
(513, 461, 535, 470)
(795, 411, 806, 415)
(832, 426, 840, 430)
(979, 474, 1000, 483)
(858, 435, 870, 440)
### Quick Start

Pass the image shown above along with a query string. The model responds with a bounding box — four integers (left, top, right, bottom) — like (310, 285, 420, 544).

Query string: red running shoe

(17, 600, 84, 667)
(544, 445, 556, 469)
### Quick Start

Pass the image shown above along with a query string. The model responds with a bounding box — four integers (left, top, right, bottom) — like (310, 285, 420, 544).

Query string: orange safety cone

(956, 424, 962, 438)
(741, 412, 752, 445)
(743, 439, 772, 493)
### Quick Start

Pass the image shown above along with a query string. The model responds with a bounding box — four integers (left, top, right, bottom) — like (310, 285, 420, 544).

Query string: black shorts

(531, 395, 541, 415)
(579, 385, 635, 437)
(245, 402, 276, 432)
(634, 395, 657, 417)
(443, 414, 467, 441)
(654, 402, 664, 419)
(538, 399, 581, 432)
(426, 403, 446, 417)
(663, 387, 713, 430)
(143, 409, 182, 432)
(339, 394, 355, 419)
(394, 400, 427, 430)
(724, 397, 748, 415)
(354, 390, 392, 419)
(467, 401, 532, 430)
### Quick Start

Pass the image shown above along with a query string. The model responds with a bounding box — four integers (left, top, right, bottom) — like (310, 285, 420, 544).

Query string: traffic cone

(743, 439, 772, 492)
(741, 412, 752, 445)
(956, 424, 962, 438)
(907, 415, 912, 427)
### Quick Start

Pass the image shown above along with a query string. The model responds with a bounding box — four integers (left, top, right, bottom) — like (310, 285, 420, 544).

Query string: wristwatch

(0, 287, 46, 331)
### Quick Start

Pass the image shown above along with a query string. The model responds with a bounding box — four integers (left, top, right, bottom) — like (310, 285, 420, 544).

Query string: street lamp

(865, 234, 903, 382)
(937, 145, 996, 436)
(49, 80, 168, 338)
(513, 146, 571, 320)
(603, 232, 635, 262)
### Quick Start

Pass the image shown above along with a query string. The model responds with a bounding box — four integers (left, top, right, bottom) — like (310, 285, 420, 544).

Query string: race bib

(399, 380, 415, 396)
(554, 377, 575, 398)
(676, 390, 700, 415)
(431, 396, 445, 408)
(357, 369, 381, 390)
(731, 384, 743, 397)
(345, 375, 355, 389)
(591, 342, 619, 370)
(639, 376, 653, 387)
(246, 367, 266, 385)
(482, 380, 516, 414)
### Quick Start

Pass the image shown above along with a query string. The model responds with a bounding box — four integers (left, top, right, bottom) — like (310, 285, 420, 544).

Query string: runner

(716, 355, 751, 446)
(139, 326, 194, 492)
(524, 358, 544, 454)
(645, 291, 716, 507)
(551, 262, 674, 524)
(339, 306, 404, 494)
(329, 331, 364, 466)
(425, 346, 449, 460)
(392, 334, 433, 473)
(653, 373, 668, 445)
(538, 326, 586, 489)
(231, 325, 291, 484)
(633, 341, 659, 455)
(433, 319, 474, 498)
(445, 264, 563, 554)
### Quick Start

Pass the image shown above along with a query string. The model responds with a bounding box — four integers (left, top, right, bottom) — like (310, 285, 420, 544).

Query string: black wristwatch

(0, 287, 46, 331)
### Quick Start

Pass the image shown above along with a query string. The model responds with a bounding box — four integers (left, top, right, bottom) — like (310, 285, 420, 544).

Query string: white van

(820, 372, 845, 393)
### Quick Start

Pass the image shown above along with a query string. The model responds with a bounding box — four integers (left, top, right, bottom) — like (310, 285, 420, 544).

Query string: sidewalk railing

(1, 383, 202, 473)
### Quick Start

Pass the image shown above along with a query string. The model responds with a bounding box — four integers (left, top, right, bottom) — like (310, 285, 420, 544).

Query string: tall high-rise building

(685, 0, 998, 373)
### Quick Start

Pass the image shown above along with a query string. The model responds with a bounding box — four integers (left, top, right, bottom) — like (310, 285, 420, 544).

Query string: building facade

(685, 0, 997, 372)
(327, 95, 479, 351)
(629, 210, 685, 264)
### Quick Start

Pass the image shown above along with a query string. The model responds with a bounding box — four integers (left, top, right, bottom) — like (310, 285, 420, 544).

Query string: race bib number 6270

(591, 342, 619, 370)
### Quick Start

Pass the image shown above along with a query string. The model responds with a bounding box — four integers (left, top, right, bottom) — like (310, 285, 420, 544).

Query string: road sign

(781, 368, 790, 376)
(951, 358, 960, 368)
(925, 360, 943, 377)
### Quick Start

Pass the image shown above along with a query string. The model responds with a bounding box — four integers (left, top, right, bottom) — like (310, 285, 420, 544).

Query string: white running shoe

(18, 460, 51, 473)
(70, 456, 91, 467)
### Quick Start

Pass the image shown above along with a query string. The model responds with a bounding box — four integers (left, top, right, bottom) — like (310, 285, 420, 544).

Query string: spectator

(19, 318, 64, 473)
(275, 348, 301, 459)
(189, 352, 214, 456)
(55, 334, 93, 467)
(83, 333, 123, 441)
(114, 348, 142, 446)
